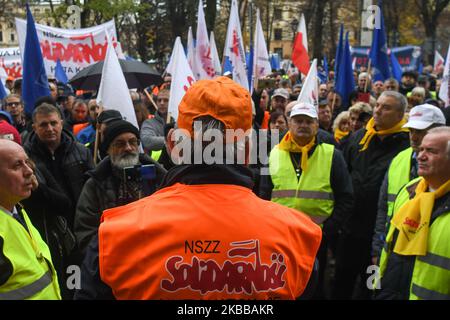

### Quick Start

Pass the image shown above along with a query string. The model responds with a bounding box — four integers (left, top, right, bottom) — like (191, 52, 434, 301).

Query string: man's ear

(166, 128, 176, 154)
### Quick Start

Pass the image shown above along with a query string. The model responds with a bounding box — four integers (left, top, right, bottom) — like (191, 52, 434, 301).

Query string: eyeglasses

(6, 101, 21, 107)
(112, 139, 139, 149)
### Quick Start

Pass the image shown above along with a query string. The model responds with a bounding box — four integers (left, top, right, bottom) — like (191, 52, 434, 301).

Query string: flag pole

(93, 103, 104, 165)
(365, 59, 372, 93)
(143, 88, 158, 111)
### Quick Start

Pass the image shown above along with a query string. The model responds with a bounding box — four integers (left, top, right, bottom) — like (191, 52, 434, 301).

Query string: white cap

(403, 104, 446, 130)
(272, 88, 290, 100)
(289, 102, 318, 119)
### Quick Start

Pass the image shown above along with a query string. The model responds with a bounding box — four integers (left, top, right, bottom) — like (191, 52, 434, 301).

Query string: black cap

(100, 120, 139, 156)
(97, 109, 122, 124)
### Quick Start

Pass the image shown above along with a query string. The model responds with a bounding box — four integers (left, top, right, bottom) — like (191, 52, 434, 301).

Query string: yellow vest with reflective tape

(0, 207, 61, 300)
(269, 143, 334, 224)
(409, 198, 450, 300)
(386, 147, 413, 220)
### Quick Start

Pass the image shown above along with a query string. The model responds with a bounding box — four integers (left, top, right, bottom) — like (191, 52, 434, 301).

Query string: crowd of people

(0, 63, 449, 300)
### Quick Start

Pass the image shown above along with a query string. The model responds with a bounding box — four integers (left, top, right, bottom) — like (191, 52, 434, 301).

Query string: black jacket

(377, 183, 450, 300)
(343, 128, 410, 239)
(74, 154, 167, 255)
(24, 129, 94, 227)
(259, 137, 354, 239)
(74, 164, 319, 300)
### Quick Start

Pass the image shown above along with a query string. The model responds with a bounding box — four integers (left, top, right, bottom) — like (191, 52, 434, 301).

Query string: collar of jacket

(160, 164, 255, 190)
(26, 128, 75, 158)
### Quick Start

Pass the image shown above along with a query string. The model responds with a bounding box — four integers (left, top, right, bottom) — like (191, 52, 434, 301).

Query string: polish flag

(292, 14, 310, 76)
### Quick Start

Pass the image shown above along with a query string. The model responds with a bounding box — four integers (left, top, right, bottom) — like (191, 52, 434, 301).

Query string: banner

(351, 45, 422, 72)
(15, 18, 124, 80)
(0, 47, 22, 83)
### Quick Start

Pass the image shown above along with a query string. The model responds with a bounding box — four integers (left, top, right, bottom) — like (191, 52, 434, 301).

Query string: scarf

(278, 132, 316, 171)
(334, 128, 349, 142)
(389, 178, 450, 256)
(359, 117, 408, 152)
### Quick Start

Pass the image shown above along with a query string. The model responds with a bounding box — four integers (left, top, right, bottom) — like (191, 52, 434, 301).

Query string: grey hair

(380, 90, 408, 113)
(174, 116, 249, 165)
(427, 126, 450, 159)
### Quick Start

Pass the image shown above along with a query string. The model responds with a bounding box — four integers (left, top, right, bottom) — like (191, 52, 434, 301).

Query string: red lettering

(161, 240, 287, 295)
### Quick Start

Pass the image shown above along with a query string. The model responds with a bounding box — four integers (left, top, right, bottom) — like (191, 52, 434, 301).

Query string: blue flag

(270, 54, 280, 71)
(55, 58, 68, 84)
(246, 46, 254, 91)
(0, 80, 7, 100)
(335, 32, 355, 107)
(418, 62, 423, 74)
(390, 52, 402, 83)
(369, 1, 391, 81)
(22, 3, 50, 116)
(335, 24, 344, 76)
(318, 56, 329, 84)
(223, 56, 232, 74)
(323, 55, 329, 76)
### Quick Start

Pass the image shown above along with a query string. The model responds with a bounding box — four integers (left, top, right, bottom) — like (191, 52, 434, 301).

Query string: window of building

(274, 28, 282, 41)
(274, 47, 283, 58)
(0, 31, 3, 43)
(9, 22, 14, 28)
(274, 8, 282, 20)
(10, 33, 15, 42)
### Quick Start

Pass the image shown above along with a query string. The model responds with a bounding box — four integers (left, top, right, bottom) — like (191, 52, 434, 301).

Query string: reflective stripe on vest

(411, 284, 450, 300)
(271, 190, 334, 200)
(269, 143, 334, 221)
(386, 148, 413, 219)
(0, 271, 52, 300)
(418, 252, 450, 270)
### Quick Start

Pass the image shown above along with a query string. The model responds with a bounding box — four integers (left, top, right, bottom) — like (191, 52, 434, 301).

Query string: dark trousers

(332, 233, 373, 300)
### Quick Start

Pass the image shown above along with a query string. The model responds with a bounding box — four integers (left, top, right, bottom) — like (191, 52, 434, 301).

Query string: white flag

(297, 14, 308, 53)
(210, 31, 222, 76)
(194, 0, 214, 79)
(439, 44, 450, 107)
(187, 26, 196, 72)
(253, 9, 271, 87)
(434, 50, 445, 73)
(96, 33, 138, 128)
(297, 59, 318, 107)
(223, 0, 248, 90)
(168, 37, 196, 121)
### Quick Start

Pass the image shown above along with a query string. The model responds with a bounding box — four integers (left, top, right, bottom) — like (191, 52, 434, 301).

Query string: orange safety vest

(99, 183, 322, 300)
(261, 111, 270, 129)
(72, 122, 90, 136)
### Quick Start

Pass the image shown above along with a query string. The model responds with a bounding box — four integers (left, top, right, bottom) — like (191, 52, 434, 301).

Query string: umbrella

(69, 59, 162, 90)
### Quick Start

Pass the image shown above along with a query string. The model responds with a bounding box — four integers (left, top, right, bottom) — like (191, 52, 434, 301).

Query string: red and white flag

(434, 50, 444, 73)
(210, 31, 222, 76)
(194, 0, 214, 80)
(297, 59, 318, 108)
(187, 26, 196, 72)
(167, 37, 196, 121)
(292, 13, 310, 76)
(439, 44, 450, 107)
(223, 0, 248, 90)
(253, 8, 271, 86)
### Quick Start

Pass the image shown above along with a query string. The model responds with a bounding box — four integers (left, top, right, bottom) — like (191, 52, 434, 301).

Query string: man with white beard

(74, 120, 166, 255)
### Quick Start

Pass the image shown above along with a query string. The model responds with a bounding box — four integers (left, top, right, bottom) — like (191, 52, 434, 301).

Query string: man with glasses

(4, 94, 29, 136)
(74, 120, 166, 255)
(140, 89, 175, 160)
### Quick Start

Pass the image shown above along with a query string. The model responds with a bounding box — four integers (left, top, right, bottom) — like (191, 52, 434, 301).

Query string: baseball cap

(6, 76, 14, 82)
(0, 120, 21, 145)
(272, 88, 290, 100)
(97, 109, 123, 124)
(178, 76, 252, 138)
(403, 104, 446, 130)
(0, 111, 13, 124)
(289, 102, 318, 119)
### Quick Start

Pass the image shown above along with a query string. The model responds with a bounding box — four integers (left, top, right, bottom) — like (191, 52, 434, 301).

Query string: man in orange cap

(76, 76, 322, 300)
